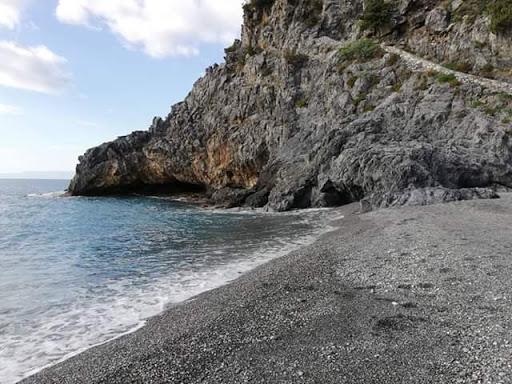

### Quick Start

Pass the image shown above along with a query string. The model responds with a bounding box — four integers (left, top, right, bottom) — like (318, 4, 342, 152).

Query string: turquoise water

(0, 179, 337, 383)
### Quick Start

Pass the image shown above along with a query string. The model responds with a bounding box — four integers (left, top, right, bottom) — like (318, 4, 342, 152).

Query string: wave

(26, 191, 66, 198)
(1, 205, 343, 384)
(20, 221, 337, 382)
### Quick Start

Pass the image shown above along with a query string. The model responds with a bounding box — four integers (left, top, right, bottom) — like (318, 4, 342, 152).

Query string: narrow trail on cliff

(382, 44, 512, 95)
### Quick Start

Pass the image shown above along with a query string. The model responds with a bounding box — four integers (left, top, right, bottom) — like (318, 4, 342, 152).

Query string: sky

(0, 0, 244, 176)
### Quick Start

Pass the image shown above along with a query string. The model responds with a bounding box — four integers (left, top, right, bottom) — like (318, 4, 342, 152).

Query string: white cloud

(0, 103, 22, 115)
(56, 0, 244, 58)
(0, 41, 71, 94)
(0, 0, 24, 29)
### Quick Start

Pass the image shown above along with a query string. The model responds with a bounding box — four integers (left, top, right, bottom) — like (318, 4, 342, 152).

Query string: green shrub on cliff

(479, 63, 495, 78)
(454, 0, 512, 33)
(436, 73, 461, 87)
(339, 39, 383, 62)
(443, 61, 472, 73)
(454, 0, 486, 22)
(303, 0, 324, 26)
(488, 0, 512, 33)
(295, 98, 308, 108)
(243, 0, 275, 13)
(360, 0, 395, 32)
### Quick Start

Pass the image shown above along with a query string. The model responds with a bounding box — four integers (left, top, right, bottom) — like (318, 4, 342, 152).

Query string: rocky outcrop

(69, 0, 512, 211)
(360, 187, 499, 212)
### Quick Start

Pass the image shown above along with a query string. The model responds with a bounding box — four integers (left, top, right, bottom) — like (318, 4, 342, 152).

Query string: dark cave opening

(76, 181, 207, 197)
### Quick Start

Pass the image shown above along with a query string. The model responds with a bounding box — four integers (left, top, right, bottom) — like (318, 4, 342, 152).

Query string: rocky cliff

(69, 0, 512, 211)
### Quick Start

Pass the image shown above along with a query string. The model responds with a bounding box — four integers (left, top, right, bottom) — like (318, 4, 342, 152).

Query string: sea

(0, 179, 339, 383)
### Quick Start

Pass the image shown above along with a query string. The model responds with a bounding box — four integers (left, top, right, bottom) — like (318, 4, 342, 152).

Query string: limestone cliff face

(69, 0, 512, 211)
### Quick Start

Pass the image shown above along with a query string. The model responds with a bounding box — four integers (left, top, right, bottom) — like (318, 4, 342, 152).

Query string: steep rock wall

(69, 0, 512, 210)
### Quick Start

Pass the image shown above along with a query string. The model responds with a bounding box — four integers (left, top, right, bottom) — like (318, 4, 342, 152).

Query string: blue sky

(0, 0, 243, 175)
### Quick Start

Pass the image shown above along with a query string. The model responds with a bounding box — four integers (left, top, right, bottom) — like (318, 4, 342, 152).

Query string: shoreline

(21, 195, 512, 383)
(16, 205, 344, 384)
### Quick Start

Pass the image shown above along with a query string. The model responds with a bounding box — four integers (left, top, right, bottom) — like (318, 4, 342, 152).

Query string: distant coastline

(0, 172, 73, 180)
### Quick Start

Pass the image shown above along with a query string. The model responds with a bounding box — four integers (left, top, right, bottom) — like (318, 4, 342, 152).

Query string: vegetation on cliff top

(488, 0, 512, 33)
(243, 0, 275, 13)
(244, 0, 511, 34)
(455, 0, 512, 33)
(244, 0, 324, 27)
(360, 0, 395, 32)
(359, 0, 512, 35)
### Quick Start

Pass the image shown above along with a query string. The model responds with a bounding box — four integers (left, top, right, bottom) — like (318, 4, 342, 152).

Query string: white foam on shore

(2, 209, 343, 384)
(26, 191, 66, 198)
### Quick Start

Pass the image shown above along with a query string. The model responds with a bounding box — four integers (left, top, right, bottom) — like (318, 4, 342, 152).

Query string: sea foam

(0, 181, 342, 384)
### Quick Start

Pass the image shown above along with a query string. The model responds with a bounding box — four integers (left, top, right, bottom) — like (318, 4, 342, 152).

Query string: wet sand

(22, 194, 512, 383)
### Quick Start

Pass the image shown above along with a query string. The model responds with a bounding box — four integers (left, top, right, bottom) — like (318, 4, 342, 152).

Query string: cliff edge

(69, 0, 512, 211)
